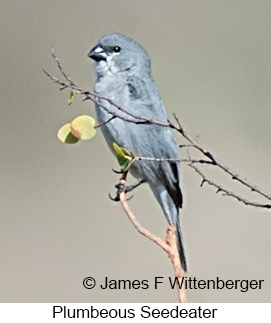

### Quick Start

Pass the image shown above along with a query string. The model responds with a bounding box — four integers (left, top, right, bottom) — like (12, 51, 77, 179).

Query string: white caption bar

(0, 303, 270, 322)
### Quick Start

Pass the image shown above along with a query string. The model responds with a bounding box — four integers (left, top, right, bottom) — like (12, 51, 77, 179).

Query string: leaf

(67, 90, 76, 105)
(112, 142, 136, 171)
(70, 115, 97, 140)
(57, 123, 79, 144)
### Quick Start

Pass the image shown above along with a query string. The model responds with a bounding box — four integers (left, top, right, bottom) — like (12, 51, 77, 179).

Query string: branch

(95, 116, 116, 128)
(44, 49, 169, 126)
(118, 176, 188, 303)
(171, 114, 271, 202)
(51, 48, 77, 87)
(189, 163, 271, 209)
(138, 156, 214, 164)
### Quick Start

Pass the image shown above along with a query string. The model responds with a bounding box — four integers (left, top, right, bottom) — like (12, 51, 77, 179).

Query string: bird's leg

(109, 171, 145, 202)
(109, 170, 128, 202)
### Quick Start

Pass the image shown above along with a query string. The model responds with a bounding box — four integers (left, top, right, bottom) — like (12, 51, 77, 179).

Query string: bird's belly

(96, 108, 153, 181)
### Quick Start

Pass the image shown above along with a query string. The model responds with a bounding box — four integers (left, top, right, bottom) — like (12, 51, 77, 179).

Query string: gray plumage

(88, 33, 187, 271)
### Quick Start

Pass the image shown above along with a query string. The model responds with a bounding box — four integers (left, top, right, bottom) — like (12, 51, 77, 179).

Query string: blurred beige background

(0, 0, 271, 303)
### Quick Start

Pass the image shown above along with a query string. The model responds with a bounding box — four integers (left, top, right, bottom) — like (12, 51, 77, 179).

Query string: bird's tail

(175, 220, 187, 272)
(149, 184, 187, 271)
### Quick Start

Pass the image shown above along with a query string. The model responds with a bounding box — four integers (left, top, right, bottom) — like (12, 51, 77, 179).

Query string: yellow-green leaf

(70, 115, 97, 140)
(112, 142, 136, 171)
(57, 123, 79, 144)
(67, 90, 76, 105)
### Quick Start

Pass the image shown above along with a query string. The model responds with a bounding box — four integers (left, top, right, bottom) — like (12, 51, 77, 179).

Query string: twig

(118, 177, 187, 303)
(51, 48, 77, 87)
(82, 90, 154, 125)
(95, 116, 116, 128)
(46, 48, 170, 126)
(171, 114, 271, 202)
(189, 163, 271, 209)
(138, 156, 214, 164)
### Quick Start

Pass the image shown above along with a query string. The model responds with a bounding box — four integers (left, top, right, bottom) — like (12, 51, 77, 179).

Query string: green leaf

(112, 142, 136, 171)
(67, 90, 76, 105)
(70, 115, 97, 140)
(57, 123, 79, 144)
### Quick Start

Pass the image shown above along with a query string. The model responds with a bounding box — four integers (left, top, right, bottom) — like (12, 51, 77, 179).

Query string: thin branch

(171, 114, 271, 202)
(85, 92, 170, 126)
(51, 48, 77, 87)
(43, 69, 69, 90)
(95, 116, 116, 128)
(118, 176, 187, 303)
(138, 156, 214, 164)
(43, 68, 149, 125)
(189, 163, 271, 209)
(46, 48, 170, 126)
(80, 89, 155, 125)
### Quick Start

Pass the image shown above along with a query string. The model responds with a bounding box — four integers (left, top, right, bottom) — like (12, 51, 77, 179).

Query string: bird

(88, 33, 187, 271)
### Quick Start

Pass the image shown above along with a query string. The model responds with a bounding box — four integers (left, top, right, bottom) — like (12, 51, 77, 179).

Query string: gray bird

(88, 33, 187, 271)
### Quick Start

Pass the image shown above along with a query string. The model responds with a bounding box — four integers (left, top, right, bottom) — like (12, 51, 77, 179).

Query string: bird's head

(88, 33, 151, 77)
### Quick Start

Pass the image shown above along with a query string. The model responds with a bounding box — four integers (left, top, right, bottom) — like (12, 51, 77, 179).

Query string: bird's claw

(108, 182, 135, 202)
(112, 168, 123, 174)
(109, 193, 120, 202)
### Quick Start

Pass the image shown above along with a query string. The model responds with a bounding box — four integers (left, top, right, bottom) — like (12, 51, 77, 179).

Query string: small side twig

(51, 48, 77, 87)
(95, 116, 116, 128)
(189, 163, 271, 209)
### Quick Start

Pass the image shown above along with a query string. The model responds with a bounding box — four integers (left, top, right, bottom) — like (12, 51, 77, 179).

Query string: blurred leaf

(112, 142, 136, 171)
(57, 123, 79, 144)
(70, 115, 97, 140)
(67, 90, 76, 105)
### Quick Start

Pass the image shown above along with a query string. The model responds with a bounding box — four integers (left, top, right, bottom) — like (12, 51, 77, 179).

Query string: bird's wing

(126, 75, 183, 208)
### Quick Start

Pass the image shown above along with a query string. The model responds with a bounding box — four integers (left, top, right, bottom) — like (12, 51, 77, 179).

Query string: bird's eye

(113, 46, 121, 53)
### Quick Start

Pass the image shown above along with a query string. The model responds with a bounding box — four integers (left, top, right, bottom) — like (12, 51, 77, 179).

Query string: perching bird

(88, 33, 187, 271)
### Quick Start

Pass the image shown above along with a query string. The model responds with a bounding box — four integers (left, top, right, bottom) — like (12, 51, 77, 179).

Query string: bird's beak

(88, 45, 107, 62)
